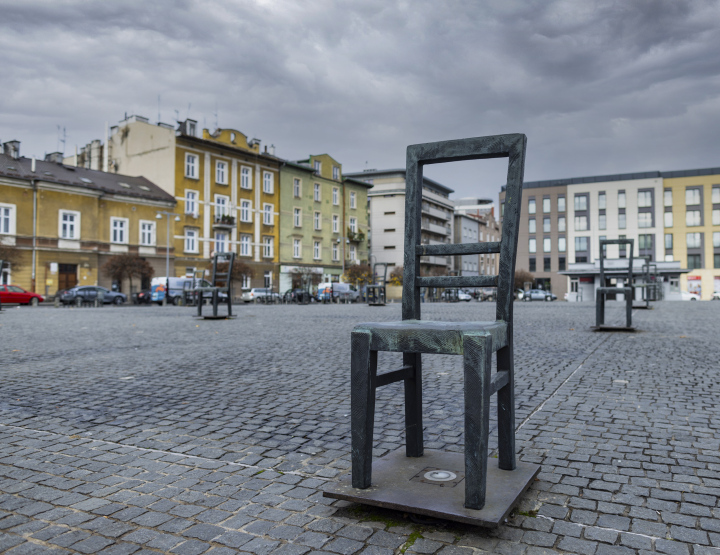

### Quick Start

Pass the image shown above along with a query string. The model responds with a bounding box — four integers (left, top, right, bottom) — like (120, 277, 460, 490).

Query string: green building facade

(278, 153, 371, 292)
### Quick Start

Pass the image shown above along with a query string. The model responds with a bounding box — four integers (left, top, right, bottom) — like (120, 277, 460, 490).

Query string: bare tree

(514, 269, 534, 289)
(102, 255, 155, 292)
(0, 244, 23, 272)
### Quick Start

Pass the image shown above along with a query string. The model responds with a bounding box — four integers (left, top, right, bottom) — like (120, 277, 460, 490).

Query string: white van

(317, 282, 360, 303)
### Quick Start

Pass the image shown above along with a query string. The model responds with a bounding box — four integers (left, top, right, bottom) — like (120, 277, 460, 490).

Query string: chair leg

(227, 291, 232, 317)
(212, 289, 219, 317)
(463, 332, 492, 510)
(197, 292, 203, 317)
(626, 292, 632, 327)
(351, 330, 378, 489)
(404, 352, 423, 458)
(596, 291, 604, 326)
(496, 342, 516, 471)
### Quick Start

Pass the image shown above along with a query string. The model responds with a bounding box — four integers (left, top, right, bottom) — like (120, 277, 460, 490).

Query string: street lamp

(157, 212, 181, 306)
(337, 236, 350, 275)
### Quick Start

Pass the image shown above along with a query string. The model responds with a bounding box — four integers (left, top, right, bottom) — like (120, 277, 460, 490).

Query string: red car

(0, 284, 44, 306)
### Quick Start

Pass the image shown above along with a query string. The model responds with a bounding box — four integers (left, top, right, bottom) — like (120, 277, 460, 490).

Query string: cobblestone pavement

(0, 300, 719, 554)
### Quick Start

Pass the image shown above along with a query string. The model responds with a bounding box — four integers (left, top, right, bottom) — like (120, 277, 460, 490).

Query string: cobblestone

(0, 302, 718, 554)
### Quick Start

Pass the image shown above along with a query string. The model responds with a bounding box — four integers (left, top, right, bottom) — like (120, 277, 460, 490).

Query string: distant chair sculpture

(196, 252, 235, 319)
(343, 134, 533, 516)
(367, 263, 388, 306)
(595, 238, 634, 330)
(0, 260, 4, 311)
(183, 269, 206, 307)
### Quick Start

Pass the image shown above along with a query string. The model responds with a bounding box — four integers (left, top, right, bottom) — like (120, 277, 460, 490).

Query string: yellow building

(103, 116, 282, 288)
(662, 171, 720, 299)
(0, 141, 176, 296)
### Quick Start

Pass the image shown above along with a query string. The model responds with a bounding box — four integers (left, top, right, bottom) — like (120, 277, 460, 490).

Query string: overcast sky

(2, 0, 720, 200)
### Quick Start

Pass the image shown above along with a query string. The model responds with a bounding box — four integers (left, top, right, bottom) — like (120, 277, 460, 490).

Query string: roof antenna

(57, 125, 67, 155)
(157, 94, 161, 123)
(186, 103, 191, 120)
(214, 98, 218, 131)
(174, 109, 180, 123)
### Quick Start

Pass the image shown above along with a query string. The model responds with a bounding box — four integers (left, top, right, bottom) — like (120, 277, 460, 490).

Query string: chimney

(3, 140, 20, 159)
(270, 144, 275, 156)
(31, 157, 36, 172)
(44, 152, 64, 164)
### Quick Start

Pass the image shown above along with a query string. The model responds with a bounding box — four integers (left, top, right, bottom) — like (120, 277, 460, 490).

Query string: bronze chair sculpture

(595, 238, 634, 330)
(196, 252, 235, 319)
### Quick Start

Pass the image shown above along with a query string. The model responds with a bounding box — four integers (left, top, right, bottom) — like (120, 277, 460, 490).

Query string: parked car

(479, 287, 497, 301)
(680, 291, 700, 301)
(711, 291, 720, 301)
(522, 289, 556, 302)
(60, 286, 126, 305)
(317, 282, 360, 303)
(457, 291, 472, 302)
(150, 277, 203, 305)
(0, 284, 44, 306)
(241, 288, 280, 303)
(283, 288, 312, 304)
(515, 289, 525, 300)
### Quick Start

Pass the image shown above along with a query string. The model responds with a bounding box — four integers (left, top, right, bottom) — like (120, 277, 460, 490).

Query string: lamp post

(337, 236, 350, 275)
(156, 211, 181, 306)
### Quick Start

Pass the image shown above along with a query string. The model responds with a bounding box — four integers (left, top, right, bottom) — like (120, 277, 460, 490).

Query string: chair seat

(354, 320, 508, 355)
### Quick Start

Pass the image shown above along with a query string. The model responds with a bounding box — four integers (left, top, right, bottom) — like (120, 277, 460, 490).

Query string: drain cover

(424, 470, 457, 482)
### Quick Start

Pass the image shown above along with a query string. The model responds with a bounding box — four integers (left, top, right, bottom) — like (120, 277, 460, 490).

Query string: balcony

(420, 255, 449, 266)
(422, 222, 450, 236)
(213, 215, 236, 229)
(422, 205, 450, 221)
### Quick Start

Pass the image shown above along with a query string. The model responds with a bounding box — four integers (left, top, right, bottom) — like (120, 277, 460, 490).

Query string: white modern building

(453, 198, 501, 277)
(344, 169, 454, 275)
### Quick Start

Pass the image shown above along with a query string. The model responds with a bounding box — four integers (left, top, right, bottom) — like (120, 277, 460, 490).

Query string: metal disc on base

(324, 449, 540, 528)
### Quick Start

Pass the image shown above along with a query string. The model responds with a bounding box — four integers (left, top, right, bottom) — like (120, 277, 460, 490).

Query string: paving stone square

(1, 301, 719, 554)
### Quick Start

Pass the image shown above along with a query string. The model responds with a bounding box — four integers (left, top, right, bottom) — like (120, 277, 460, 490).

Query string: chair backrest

(401, 134, 527, 323)
(373, 263, 388, 286)
(211, 252, 235, 288)
(599, 239, 634, 286)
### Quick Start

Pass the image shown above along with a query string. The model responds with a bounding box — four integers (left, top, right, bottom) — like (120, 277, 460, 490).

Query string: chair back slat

(417, 275, 498, 289)
(417, 242, 501, 257)
(599, 239, 634, 286)
(401, 134, 527, 323)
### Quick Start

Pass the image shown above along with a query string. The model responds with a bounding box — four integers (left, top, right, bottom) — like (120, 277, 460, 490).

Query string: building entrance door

(58, 264, 78, 291)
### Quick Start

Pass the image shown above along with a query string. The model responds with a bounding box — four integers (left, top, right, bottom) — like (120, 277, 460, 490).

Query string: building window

(686, 188, 701, 205)
(543, 257, 551, 271)
(664, 212, 673, 228)
(664, 189, 673, 207)
(185, 153, 198, 178)
(214, 195, 229, 218)
(0, 205, 14, 235)
(140, 221, 155, 246)
(558, 257, 566, 271)
(598, 213, 607, 230)
(350, 245, 357, 261)
(558, 216, 566, 232)
(313, 241, 321, 260)
(293, 178, 301, 197)
(111, 218, 128, 244)
(59, 210, 80, 240)
(314, 183, 321, 202)
(263, 172, 274, 194)
(715, 254, 720, 269)
(333, 166, 339, 180)
(665, 234, 673, 250)
(240, 234, 251, 256)
(314, 211, 321, 230)
(215, 161, 227, 184)
(557, 196, 565, 212)
(688, 254, 702, 270)
(638, 212, 653, 228)
(332, 214, 339, 233)
(349, 217, 357, 233)
(575, 236, 588, 252)
(314, 160, 321, 173)
(242, 274, 251, 288)
(529, 257, 536, 272)
(558, 237, 566, 252)
(293, 239, 301, 258)
(714, 231, 720, 247)
(618, 213, 627, 229)
(332, 243, 339, 261)
(240, 200, 252, 222)
(501, 202, 505, 218)
(618, 191, 626, 209)
(638, 191, 652, 208)
(639, 234, 653, 251)
(263, 203, 274, 225)
(528, 218, 536, 234)
(215, 232, 228, 253)
(543, 237, 551, 252)
(543, 217, 551, 233)
(574, 195, 587, 211)
(264, 271, 272, 288)
(262, 236, 273, 258)
(686, 232, 702, 249)
(529, 238, 536, 253)
(241, 167, 251, 189)
(184, 229, 198, 253)
(293, 208, 301, 227)
(528, 199, 536, 214)
(598, 192, 606, 210)
(713, 209, 720, 226)
(350, 191, 356, 209)
(574, 215, 588, 231)
(712, 186, 720, 204)
(543, 198, 550, 213)
(686, 210, 701, 227)
(185, 190, 198, 216)
(331, 187, 339, 205)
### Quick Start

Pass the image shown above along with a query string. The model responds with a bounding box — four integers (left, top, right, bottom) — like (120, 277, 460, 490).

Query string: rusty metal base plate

(591, 325, 636, 332)
(323, 449, 540, 527)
